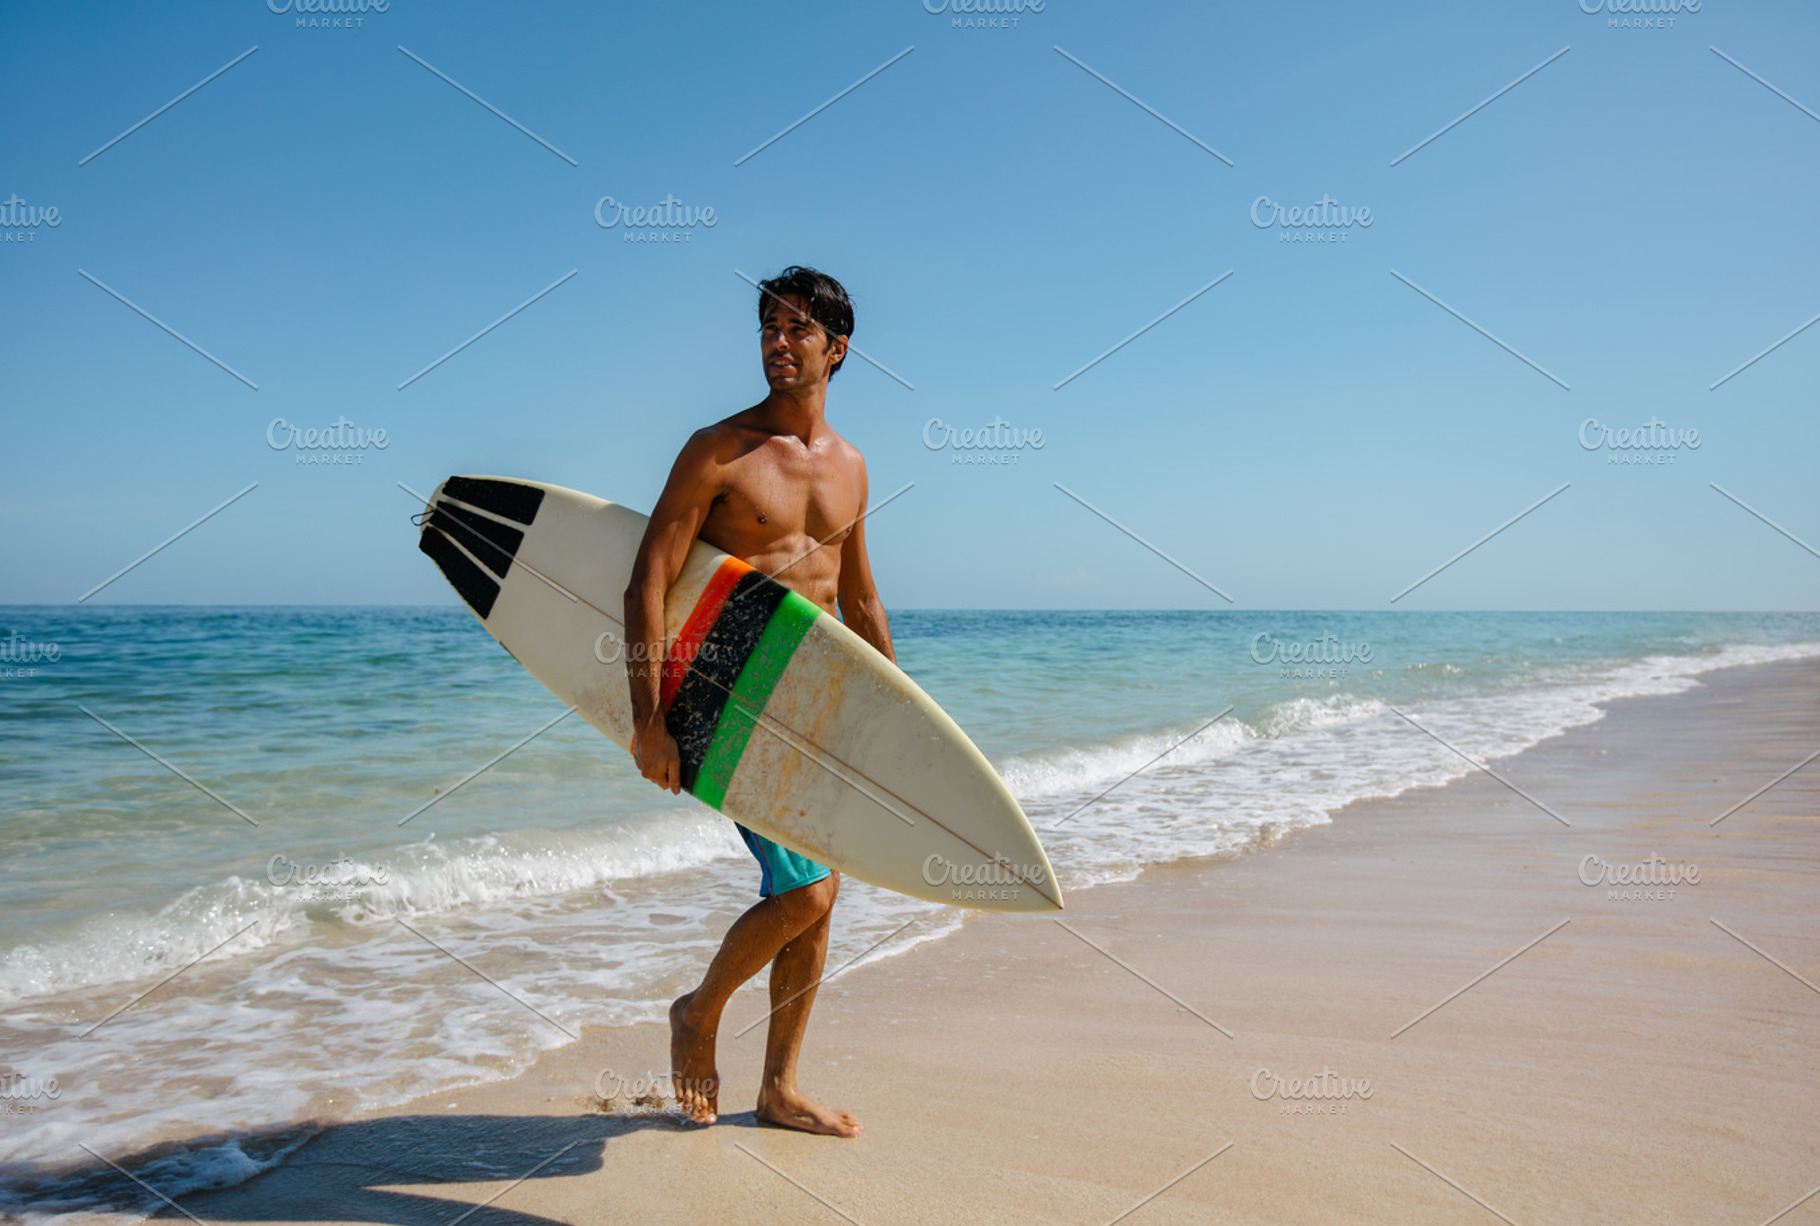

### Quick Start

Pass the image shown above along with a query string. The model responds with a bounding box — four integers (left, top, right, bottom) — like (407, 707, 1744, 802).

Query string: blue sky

(2, 0, 1816, 609)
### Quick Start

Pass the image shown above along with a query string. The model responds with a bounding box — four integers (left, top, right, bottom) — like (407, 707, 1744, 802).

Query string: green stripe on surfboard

(692, 589, 821, 809)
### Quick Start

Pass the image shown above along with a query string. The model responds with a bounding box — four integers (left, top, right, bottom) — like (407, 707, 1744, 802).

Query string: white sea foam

(2, 636, 1815, 1211)
(1011, 638, 1820, 889)
(0, 808, 749, 1004)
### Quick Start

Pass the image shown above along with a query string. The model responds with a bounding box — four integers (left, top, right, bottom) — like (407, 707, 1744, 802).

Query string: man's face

(760, 295, 847, 391)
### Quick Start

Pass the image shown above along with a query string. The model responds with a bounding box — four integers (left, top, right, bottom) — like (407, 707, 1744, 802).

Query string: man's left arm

(836, 463, 895, 664)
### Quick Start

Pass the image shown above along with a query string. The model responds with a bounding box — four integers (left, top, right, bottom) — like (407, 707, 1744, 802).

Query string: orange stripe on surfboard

(660, 557, 753, 709)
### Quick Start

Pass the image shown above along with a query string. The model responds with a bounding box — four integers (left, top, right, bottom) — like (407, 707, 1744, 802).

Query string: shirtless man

(624, 266, 888, 1138)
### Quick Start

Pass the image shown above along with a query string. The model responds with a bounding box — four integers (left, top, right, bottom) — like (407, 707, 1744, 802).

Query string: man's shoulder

(818, 424, 865, 467)
(677, 416, 764, 462)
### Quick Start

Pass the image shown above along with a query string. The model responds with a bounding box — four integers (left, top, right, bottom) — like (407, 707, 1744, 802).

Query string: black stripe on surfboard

(665, 570, 787, 793)
(419, 523, 500, 619)
(442, 476, 544, 526)
(429, 501, 523, 578)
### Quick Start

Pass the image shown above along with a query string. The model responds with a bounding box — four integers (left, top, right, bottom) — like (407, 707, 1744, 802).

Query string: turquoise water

(2, 606, 1817, 1202)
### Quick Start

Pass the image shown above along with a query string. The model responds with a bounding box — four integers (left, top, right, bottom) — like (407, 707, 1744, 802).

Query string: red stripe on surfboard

(660, 557, 753, 709)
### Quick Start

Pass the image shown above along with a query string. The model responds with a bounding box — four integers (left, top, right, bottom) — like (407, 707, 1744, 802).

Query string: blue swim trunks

(735, 823, 831, 897)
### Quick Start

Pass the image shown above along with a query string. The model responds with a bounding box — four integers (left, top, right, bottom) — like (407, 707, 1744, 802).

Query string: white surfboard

(415, 476, 1061, 913)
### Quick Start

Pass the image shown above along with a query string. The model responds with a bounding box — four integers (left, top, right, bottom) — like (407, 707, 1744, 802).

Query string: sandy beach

(48, 656, 1820, 1224)
(11, 1, 1819, 1221)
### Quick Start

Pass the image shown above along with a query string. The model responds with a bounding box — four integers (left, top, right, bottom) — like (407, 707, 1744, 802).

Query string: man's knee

(777, 871, 838, 919)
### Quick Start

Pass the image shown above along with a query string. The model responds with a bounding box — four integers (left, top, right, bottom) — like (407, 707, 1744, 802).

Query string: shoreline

(32, 654, 1820, 1223)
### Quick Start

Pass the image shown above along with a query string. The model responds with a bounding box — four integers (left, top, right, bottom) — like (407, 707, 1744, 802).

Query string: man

(623, 266, 889, 1138)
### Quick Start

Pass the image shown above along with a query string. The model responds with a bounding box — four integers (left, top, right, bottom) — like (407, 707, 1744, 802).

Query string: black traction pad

(442, 476, 545, 526)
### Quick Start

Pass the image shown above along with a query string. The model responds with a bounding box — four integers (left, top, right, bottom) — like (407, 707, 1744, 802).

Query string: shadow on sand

(8, 1107, 743, 1224)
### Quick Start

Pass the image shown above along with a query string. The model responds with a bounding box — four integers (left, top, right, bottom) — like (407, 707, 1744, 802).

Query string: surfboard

(414, 476, 1062, 913)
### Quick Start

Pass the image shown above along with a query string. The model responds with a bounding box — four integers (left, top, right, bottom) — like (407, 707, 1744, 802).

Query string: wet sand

(149, 658, 1820, 1223)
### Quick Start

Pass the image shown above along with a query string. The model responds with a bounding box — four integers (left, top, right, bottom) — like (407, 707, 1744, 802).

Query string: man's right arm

(624, 431, 723, 794)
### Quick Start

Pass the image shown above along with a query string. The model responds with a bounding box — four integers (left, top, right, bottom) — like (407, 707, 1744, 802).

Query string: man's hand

(633, 719, 684, 794)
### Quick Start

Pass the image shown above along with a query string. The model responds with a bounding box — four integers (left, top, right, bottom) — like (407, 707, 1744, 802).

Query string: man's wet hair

(757, 265, 853, 376)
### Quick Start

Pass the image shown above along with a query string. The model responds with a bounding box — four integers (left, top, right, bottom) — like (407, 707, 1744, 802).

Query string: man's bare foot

(756, 1086, 863, 1138)
(669, 992, 719, 1125)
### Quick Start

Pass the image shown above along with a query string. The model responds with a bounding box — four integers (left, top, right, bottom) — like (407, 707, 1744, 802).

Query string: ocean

(3, 607, 1818, 1210)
